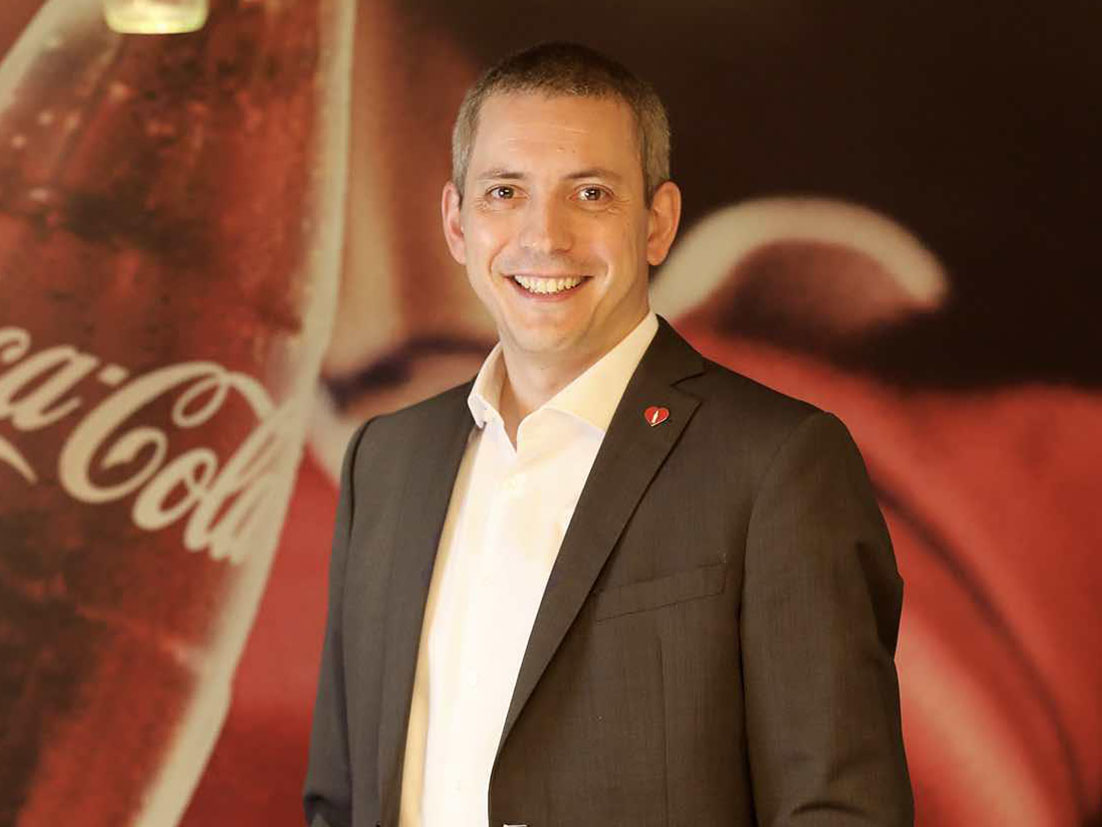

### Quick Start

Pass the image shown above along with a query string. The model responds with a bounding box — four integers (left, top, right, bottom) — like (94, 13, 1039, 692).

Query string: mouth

(506, 273, 591, 299)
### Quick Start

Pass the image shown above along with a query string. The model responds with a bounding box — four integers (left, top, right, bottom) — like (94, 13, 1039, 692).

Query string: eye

(578, 186, 607, 202)
(488, 185, 515, 199)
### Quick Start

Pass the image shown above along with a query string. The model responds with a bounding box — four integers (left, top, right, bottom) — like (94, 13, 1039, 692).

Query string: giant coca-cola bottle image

(0, 0, 353, 824)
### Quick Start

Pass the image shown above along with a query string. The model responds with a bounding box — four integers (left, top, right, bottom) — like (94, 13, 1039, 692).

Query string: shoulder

(673, 350, 863, 489)
(347, 377, 474, 462)
(683, 353, 824, 436)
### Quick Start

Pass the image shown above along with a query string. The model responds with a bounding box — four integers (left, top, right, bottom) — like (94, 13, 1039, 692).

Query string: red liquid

(0, 0, 352, 823)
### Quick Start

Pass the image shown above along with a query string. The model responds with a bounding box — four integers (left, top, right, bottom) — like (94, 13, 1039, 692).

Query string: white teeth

(512, 274, 584, 294)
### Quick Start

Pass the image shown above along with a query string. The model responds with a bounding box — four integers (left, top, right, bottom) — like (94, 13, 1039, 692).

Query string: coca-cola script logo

(0, 326, 304, 564)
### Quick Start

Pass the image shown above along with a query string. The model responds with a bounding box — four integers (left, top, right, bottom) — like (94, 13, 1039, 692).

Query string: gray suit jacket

(303, 315, 913, 827)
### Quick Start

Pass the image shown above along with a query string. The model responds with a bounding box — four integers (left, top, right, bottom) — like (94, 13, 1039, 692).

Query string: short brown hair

(451, 42, 671, 205)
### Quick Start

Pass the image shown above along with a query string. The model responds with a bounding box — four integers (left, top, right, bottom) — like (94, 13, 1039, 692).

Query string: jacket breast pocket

(591, 561, 729, 621)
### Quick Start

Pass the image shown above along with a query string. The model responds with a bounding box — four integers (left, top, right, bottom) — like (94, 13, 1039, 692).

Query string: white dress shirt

(398, 310, 659, 827)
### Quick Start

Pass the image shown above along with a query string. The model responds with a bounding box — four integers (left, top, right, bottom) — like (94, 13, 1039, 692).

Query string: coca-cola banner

(1, 1, 1098, 826)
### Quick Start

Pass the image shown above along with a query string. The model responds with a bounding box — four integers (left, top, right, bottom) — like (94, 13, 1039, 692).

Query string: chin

(509, 326, 584, 354)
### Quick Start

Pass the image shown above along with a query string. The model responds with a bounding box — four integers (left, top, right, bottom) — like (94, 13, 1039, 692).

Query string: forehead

(470, 92, 641, 177)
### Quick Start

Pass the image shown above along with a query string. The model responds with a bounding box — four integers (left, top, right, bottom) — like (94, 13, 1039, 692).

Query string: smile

(510, 274, 588, 295)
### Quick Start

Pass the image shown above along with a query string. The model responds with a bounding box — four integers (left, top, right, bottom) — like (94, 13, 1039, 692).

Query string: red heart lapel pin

(644, 405, 670, 427)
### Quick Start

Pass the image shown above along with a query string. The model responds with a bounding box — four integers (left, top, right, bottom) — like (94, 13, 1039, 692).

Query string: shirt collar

(467, 310, 659, 434)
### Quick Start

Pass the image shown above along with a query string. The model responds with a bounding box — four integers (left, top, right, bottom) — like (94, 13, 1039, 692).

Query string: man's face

(441, 92, 680, 368)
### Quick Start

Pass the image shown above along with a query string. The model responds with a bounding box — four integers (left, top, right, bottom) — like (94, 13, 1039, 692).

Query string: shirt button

(502, 476, 523, 495)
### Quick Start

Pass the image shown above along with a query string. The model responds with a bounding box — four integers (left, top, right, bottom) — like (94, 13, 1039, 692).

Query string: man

(304, 42, 913, 827)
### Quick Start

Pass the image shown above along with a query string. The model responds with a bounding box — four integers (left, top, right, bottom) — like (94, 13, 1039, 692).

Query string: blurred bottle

(0, 0, 353, 824)
(103, 0, 209, 35)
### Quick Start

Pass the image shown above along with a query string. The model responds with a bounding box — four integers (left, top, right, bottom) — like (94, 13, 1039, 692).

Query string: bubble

(108, 82, 133, 103)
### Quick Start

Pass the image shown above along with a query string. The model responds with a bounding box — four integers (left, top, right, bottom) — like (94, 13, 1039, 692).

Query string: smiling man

(441, 88, 680, 444)
(304, 42, 913, 827)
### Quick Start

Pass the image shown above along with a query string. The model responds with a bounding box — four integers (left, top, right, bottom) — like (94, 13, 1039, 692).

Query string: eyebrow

(565, 167, 624, 183)
(474, 167, 625, 183)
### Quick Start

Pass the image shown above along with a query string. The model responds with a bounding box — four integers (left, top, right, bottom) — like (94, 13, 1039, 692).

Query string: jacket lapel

(377, 315, 706, 823)
(378, 381, 475, 826)
(493, 315, 705, 760)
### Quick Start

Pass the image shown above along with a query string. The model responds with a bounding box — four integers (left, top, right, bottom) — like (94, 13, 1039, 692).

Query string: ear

(645, 180, 682, 267)
(441, 180, 467, 265)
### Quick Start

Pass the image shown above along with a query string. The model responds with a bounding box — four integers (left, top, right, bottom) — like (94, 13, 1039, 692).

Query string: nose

(517, 195, 573, 255)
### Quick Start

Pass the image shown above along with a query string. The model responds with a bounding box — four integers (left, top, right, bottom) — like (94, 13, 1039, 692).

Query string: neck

(496, 307, 650, 446)
(498, 349, 585, 430)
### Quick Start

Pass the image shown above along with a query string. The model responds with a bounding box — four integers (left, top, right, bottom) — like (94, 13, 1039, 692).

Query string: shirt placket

(440, 418, 536, 820)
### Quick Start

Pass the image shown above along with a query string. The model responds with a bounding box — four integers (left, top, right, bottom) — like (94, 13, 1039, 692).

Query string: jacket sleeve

(303, 418, 374, 827)
(741, 411, 914, 825)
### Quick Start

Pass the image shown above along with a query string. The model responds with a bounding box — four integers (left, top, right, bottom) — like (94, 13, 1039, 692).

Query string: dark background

(405, 0, 1101, 386)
